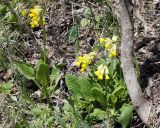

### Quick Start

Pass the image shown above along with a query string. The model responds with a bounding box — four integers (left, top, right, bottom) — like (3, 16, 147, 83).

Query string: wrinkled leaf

(36, 60, 48, 86)
(66, 74, 94, 100)
(50, 66, 60, 86)
(14, 60, 35, 80)
(65, 74, 81, 97)
(90, 108, 107, 120)
(112, 86, 124, 96)
(118, 104, 133, 128)
(78, 76, 93, 101)
(109, 59, 119, 77)
(109, 94, 117, 106)
(91, 87, 106, 108)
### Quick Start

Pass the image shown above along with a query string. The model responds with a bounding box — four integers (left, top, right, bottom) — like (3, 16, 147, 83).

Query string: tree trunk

(116, 0, 151, 126)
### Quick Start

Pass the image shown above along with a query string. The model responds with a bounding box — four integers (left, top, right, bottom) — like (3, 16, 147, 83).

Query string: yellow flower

(81, 64, 87, 69)
(94, 70, 103, 80)
(30, 20, 39, 28)
(94, 64, 109, 80)
(78, 55, 91, 64)
(75, 52, 96, 72)
(108, 44, 117, 58)
(105, 42, 113, 50)
(99, 35, 118, 58)
(28, 6, 45, 28)
(80, 64, 87, 72)
(99, 38, 105, 43)
(29, 10, 37, 18)
(109, 50, 117, 58)
(80, 68, 85, 72)
(105, 75, 110, 80)
(75, 61, 81, 67)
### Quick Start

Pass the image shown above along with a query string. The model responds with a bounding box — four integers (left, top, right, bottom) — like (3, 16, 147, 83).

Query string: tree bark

(117, 0, 151, 126)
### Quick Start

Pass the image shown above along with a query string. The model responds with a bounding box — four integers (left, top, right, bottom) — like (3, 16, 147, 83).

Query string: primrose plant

(21, 5, 46, 28)
(65, 35, 133, 128)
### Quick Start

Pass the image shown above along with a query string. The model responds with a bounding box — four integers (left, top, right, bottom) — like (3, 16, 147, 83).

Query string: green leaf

(108, 94, 117, 107)
(109, 59, 119, 76)
(66, 74, 94, 100)
(109, 87, 125, 106)
(14, 60, 35, 80)
(36, 60, 48, 86)
(82, 123, 90, 128)
(50, 66, 60, 86)
(65, 74, 81, 97)
(78, 76, 93, 101)
(91, 87, 106, 108)
(112, 86, 124, 97)
(117, 104, 133, 128)
(0, 5, 7, 15)
(80, 18, 90, 28)
(90, 108, 107, 120)
(97, 58, 110, 66)
(0, 82, 13, 94)
(68, 26, 78, 42)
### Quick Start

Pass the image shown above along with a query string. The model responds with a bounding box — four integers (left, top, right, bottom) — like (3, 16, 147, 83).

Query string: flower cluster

(99, 35, 118, 58)
(21, 6, 45, 28)
(28, 6, 45, 28)
(74, 35, 118, 80)
(94, 64, 110, 80)
(75, 52, 96, 72)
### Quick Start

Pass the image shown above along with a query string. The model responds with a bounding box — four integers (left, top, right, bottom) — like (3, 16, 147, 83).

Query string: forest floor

(0, 0, 160, 127)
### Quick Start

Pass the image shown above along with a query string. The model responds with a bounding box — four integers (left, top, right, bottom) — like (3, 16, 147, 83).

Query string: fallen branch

(117, 0, 151, 126)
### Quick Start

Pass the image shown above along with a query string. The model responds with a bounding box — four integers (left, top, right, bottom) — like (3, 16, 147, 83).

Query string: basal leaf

(78, 76, 94, 101)
(108, 94, 117, 106)
(36, 60, 48, 86)
(50, 66, 60, 86)
(14, 60, 35, 80)
(65, 74, 81, 97)
(109, 59, 118, 76)
(112, 86, 124, 97)
(90, 108, 107, 120)
(117, 104, 133, 128)
(91, 87, 106, 108)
